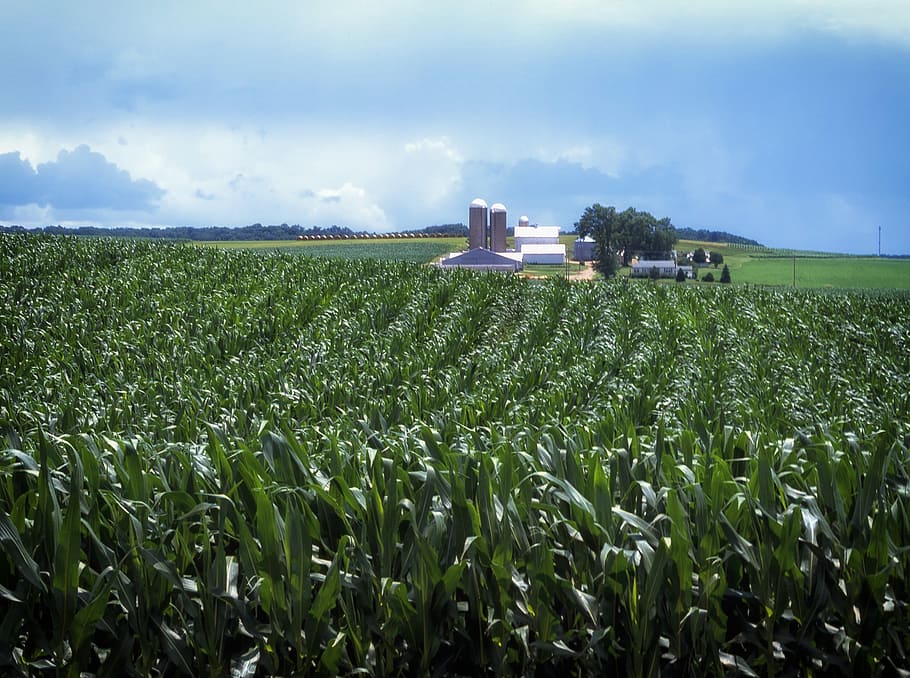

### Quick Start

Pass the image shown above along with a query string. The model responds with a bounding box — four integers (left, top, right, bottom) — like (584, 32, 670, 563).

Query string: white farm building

(513, 217, 566, 264)
(630, 259, 679, 278)
(520, 243, 567, 265)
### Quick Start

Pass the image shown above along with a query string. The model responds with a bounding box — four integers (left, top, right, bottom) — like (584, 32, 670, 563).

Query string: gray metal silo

(490, 203, 507, 253)
(469, 198, 488, 250)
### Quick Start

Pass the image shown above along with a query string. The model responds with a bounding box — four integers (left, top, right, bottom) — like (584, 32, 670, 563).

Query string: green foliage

(577, 204, 677, 268)
(710, 251, 724, 268)
(676, 267, 687, 282)
(703, 271, 715, 282)
(720, 264, 732, 283)
(594, 247, 619, 278)
(693, 247, 708, 264)
(1, 233, 909, 675)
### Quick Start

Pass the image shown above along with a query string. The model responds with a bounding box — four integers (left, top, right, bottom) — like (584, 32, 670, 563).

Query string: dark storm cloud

(0, 146, 164, 211)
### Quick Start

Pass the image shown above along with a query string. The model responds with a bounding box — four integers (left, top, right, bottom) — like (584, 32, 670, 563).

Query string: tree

(575, 203, 616, 239)
(648, 266, 660, 280)
(702, 272, 715, 282)
(720, 264, 732, 283)
(693, 247, 707, 264)
(577, 204, 678, 274)
(675, 267, 687, 282)
(593, 241, 619, 277)
(710, 251, 724, 268)
(578, 205, 619, 277)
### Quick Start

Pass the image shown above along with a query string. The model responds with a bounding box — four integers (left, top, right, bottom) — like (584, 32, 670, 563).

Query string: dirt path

(569, 262, 597, 281)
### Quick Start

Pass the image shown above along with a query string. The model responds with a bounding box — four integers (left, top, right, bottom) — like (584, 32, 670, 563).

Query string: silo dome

(519, 215, 529, 225)
(490, 203, 507, 213)
(470, 198, 488, 209)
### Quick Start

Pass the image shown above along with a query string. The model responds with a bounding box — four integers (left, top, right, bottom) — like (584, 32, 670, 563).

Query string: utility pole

(793, 256, 796, 288)
(878, 226, 881, 257)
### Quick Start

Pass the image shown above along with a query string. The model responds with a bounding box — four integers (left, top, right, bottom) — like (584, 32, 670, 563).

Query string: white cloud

(397, 137, 464, 209)
(520, 0, 910, 44)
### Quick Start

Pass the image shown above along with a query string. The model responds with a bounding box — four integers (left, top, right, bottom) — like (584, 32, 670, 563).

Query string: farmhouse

(630, 259, 678, 278)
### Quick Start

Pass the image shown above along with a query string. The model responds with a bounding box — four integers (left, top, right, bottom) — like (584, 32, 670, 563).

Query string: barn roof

(440, 249, 523, 270)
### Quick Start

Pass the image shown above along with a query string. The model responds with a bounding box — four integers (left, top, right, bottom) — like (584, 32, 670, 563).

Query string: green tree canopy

(710, 251, 724, 268)
(693, 247, 707, 264)
(575, 204, 677, 275)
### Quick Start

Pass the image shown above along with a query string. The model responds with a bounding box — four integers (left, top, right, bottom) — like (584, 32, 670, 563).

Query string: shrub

(720, 264, 732, 283)
(702, 272, 715, 282)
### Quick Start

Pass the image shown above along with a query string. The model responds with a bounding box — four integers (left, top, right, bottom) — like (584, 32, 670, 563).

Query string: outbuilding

(573, 236, 596, 261)
(521, 243, 566, 265)
(514, 225, 560, 251)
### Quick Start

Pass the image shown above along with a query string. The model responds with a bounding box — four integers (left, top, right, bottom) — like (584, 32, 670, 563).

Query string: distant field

(733, 256, 910, 289)
(199, 237, 465, 263)
(197, 236, 910, 289)
(675, 239, 910, 290)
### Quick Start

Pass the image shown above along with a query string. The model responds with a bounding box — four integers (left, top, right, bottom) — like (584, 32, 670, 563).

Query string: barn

(521, 243, 567, 265)
(439, 248, 523, 272)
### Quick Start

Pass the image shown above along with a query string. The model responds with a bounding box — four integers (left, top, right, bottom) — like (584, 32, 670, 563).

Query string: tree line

(674, 227, 762, 247)
(0, 222, 469, 241)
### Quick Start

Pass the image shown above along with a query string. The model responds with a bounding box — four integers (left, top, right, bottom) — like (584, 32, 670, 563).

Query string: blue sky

(1, 1, 908, 253)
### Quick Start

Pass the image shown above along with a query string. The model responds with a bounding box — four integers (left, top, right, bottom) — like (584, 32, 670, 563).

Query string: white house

(630, 259, 678, 278)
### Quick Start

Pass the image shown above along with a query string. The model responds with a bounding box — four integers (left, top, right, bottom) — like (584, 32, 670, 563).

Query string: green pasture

(520, 262, 585, 278)
(731, 256, 910, 289)
(674, 240, 910, 290)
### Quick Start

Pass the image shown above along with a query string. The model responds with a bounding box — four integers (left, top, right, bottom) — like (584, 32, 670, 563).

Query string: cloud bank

(0, 146, 164, 214)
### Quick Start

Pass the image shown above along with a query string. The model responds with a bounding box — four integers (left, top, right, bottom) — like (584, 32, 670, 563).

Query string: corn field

(1, 233, 909, 675)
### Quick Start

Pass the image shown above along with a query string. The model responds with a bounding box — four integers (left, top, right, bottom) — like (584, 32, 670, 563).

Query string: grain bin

(490, 203, 507, 253)
(469, 198, 488, 250)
